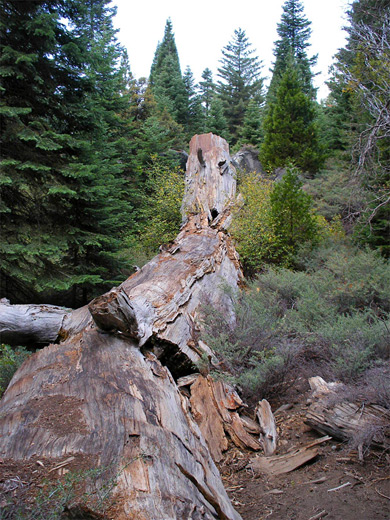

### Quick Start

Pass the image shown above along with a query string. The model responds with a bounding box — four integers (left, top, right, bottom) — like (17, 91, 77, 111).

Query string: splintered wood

(249, 436, 331, 476)
(256, 399, 278, 456)
(187, 375, 262, 461)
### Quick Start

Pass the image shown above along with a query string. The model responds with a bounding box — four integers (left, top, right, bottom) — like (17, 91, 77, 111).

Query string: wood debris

(249, 436, 331, 476)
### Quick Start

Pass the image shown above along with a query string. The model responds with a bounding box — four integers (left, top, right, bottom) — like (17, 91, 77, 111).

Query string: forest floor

(220, 386, 390, 520)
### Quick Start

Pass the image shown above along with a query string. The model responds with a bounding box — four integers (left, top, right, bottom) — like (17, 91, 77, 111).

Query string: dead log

(0, 299, 68, 345)
(0, 133, 243, 520)
(305, 377, 390, 452)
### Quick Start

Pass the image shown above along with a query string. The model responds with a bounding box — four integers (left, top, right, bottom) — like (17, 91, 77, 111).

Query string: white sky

(112, 0, 350, 101)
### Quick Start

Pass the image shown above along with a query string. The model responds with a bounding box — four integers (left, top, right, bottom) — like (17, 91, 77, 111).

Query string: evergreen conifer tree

(199, 68, 215, 118)
(183, 66, 205, 137)
(217, 28, 264, 143)
(239, 99, 263, 148)
(149, 19, 188, 127)
(0, 0, 87, 302)
(206, 97, 230, 142)
(269, 0, 317, 100)
(0, 0, 137, 305)
(261, 62, 324, 174)
(328, 0, 390, 255)
(269, 166, 318, 264)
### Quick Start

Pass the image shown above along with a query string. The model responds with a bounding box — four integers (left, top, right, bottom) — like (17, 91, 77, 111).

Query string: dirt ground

(220, 394, 390, 520)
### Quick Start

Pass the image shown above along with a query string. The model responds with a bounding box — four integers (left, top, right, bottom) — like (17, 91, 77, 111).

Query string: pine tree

(217, 28, 264, 143)
(261, 62, 324, 173)
(206, 97, 230, 142)
(199, 68, 215, 118)
(328, 0, 390, 255)
(61, 0, 137, 304)
(0, 0, 87, 302)
(149, 19, 188, 127)
(239, 99, 263, 148)
(269, 166, 318, 265)
(183, 66, 205, 137)
(0, 0, 137, 305)
(269, 0, 317, 100)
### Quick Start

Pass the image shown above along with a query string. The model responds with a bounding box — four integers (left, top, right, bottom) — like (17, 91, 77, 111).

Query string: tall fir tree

(217, 28, 264, 144)
(1, 0, 86, 302)
(328, 0, 390, 255)
(268, 0, 317, 101)
(199, 68, 215, 119)
(0, 0, 136, 305)
(261, 61, 324, 174)
(239, 99, 264, 148)
(148, 19, 188, 128)
(269, 166, 319, 265)
(206, 96, 230, 142)
(183, 66, 205, 137)
(62, 0, 137, 305)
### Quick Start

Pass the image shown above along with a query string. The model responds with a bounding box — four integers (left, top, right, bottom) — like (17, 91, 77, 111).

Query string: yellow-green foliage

(230, 172, 276, 272)
(316, 214, 346, 241)
(125, 158, 185, 266)
(231, 168, 344, 273)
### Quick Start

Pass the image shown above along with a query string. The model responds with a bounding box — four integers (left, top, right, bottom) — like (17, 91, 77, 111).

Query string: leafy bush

(0, 344, 30, 397)
(230, 172, 276, 274)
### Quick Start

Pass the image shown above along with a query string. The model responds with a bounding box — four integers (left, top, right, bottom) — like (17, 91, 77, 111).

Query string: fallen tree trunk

(305, 377, 390, 454)
(0, 134, 243, 519)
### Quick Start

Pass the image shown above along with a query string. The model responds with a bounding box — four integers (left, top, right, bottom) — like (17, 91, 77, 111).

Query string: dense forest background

(0, 0, 389, 408)
(1, 0, 388, 307)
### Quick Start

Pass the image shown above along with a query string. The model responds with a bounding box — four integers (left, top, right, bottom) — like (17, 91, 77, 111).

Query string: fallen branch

(327, 482, 351, 492)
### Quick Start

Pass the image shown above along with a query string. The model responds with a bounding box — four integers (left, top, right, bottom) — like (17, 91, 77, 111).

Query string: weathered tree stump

(0, 134, 244, 519)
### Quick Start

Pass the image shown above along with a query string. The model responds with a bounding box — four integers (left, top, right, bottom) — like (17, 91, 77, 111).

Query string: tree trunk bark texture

(0, 134, 244, 519)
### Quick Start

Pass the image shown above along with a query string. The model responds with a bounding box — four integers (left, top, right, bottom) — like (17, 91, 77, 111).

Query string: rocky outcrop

(232, 146, 264, 175)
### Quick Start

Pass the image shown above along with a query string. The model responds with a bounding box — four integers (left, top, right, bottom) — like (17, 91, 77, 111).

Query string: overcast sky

(112, 0, 350, 101)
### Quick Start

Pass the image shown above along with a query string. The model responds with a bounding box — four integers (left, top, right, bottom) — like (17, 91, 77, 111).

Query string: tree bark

(0, 133, 243, 519)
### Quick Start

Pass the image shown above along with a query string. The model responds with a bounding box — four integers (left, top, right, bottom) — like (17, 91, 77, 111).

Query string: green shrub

(0, 344, 30, 397)
(201, 240, 389, 398)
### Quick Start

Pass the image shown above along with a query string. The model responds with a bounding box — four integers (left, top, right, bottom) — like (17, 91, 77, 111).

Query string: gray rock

(232, 147, 264, 175)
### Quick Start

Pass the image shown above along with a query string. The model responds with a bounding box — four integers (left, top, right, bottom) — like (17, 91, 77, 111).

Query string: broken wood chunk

(256, 399, 278, 456)
(88, 287, 141, 338)
(249, 436, 331, 475)
(240, 415, 261, 435)
(225, 412, 262, 451)
(189, 375, 228, 462)
(177, 373, 200, 388)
